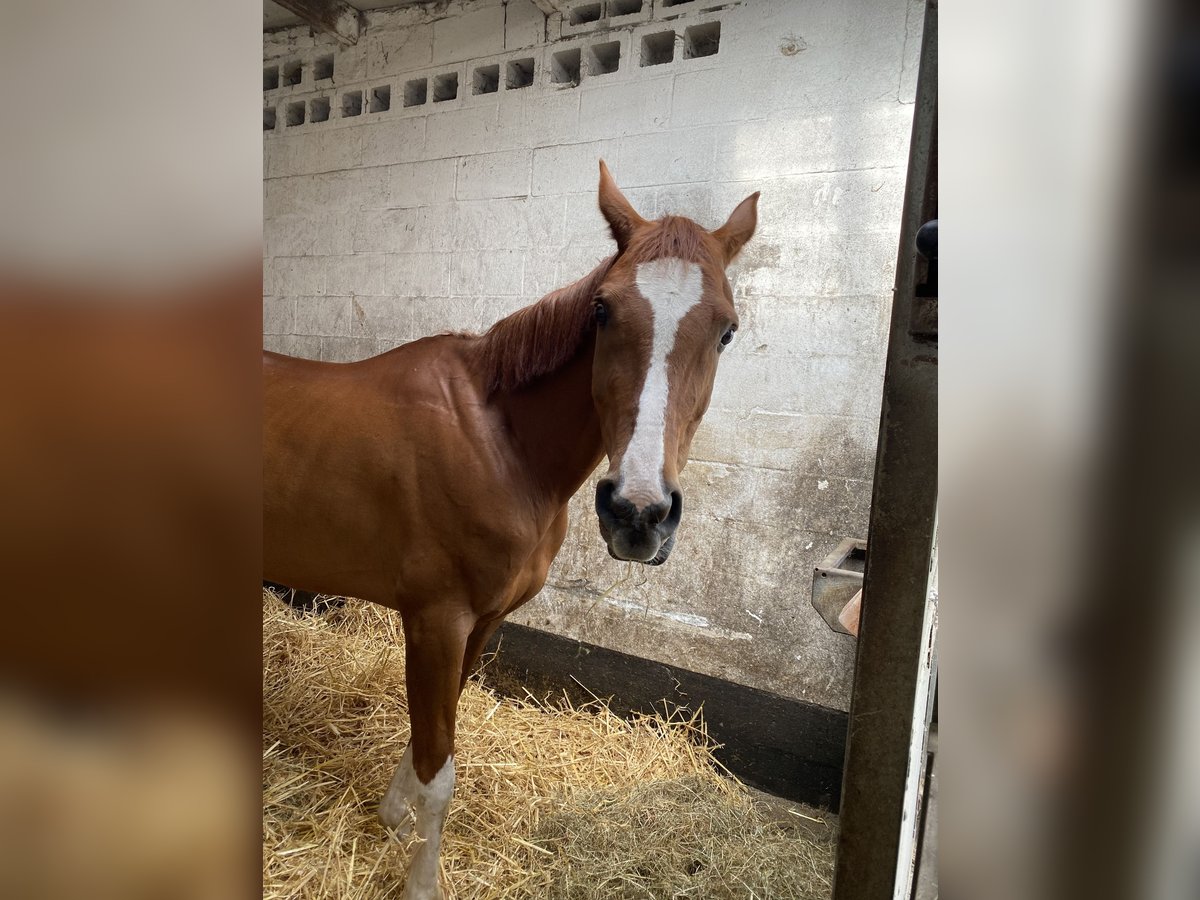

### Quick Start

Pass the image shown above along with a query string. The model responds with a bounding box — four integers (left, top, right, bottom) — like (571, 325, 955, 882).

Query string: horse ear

(712, 192, 760, 265)
(598, 160, 646, 252)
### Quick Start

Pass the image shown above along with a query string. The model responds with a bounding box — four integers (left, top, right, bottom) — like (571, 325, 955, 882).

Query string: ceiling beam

(272, 0, 363, 45)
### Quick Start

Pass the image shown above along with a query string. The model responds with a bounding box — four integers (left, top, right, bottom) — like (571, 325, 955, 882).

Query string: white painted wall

(263, 0, 923, 711)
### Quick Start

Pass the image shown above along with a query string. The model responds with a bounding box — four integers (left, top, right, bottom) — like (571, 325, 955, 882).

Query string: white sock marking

(402, 754, 455, 900)
(380, 744, 418, 834)
(621, 258, 703, 505)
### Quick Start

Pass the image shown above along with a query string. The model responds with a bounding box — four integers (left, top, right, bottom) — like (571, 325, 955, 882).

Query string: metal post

(831, 1, 939, 898)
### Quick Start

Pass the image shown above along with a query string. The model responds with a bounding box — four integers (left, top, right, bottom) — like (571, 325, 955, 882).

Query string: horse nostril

(596, 478, 636, 527)
(644, 497, 672, 526)
(664, 489, 683, 530)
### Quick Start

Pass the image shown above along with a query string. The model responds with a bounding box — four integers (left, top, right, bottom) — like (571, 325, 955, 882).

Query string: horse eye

(594, 301, 609, 326)
(719, 327, 735, 350)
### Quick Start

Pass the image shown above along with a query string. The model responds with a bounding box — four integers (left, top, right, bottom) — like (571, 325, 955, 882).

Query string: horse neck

(495, 332, 604, 511)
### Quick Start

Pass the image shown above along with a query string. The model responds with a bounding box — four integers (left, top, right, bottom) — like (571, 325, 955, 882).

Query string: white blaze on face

(620, 258, 704, 506)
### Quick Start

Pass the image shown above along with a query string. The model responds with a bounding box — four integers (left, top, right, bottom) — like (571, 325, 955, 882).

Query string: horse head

(590, 161, 758, 565)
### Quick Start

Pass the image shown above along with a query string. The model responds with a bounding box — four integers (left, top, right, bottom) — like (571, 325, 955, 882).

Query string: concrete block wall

(263, 0, 923, 712)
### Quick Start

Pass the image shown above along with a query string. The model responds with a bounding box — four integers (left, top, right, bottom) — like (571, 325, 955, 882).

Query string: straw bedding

(263, 593, 835, 899)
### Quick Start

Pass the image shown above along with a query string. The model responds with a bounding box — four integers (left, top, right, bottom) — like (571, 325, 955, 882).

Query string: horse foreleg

(458, 616, 505, 694)
(381, 607, 472, 900)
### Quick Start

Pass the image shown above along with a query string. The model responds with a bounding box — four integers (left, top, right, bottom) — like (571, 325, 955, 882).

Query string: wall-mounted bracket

(812, 538, 867, 637)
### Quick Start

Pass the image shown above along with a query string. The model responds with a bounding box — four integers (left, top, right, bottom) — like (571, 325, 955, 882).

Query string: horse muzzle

(594, 478, 682, 566)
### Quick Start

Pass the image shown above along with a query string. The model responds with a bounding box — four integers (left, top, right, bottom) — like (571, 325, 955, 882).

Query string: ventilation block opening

(684, 21, 721, 58)
(472, 64, 500, 95)
(313, 54, 334, 81)
(506, 57, 535, 89)
(285, 101, 305, 126)
(310, 97, 330, 122)
(370, 84, 391, 112)
(588, 40, 621, 75)
(551, 48, 582, 85)
(640, 30, 675, 66)
(433, 72, 459, 102)
(404, 78, 428, 107)
(341, 90, 363, 117)
(611, 0, 643, 15)
(283, 60, 302, 86)
(662, 0, 696, 6)
(568, 2, 602, 26)
(264, 66, 279, 91)
(263, 107, 276, 130)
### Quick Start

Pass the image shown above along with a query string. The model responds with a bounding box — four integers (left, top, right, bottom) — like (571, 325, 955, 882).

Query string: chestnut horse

(263, 162, 758, 899)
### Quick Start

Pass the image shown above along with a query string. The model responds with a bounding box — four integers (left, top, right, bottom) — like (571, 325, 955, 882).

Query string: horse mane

(471, 254, 616, 395)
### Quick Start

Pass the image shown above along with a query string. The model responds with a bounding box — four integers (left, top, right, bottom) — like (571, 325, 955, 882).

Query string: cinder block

(265, 133, 316, 178)
(711, 169, 908, 245)
(270, 129, 365, 177)
(266, 210, 357, 258)
(269, 334, 323, 360)
(366, 21, 432, 77)
(424, 104, 498, 159)
(531, 140, 620, 195)
(320, 335, 380, 363)
(264, 30, 316, 59)
(295, 295, 352, 337)
(360, 118, 428, 168)
(432, 4, 505, 65)
(265, 175, 324, 218)
(451, 250, 524, 297)
(556, 244, 613, 286)
(454, 195, 565, 251)
(455, 149, 531, 200)
(325, 253, 387, 296)
(688, 408, 880, 481)
(547, 43, 584, 87)
(577, 75, 671, 140)
(314, 168, 389, 213)
(385, 253, 451, 297)
(317, 129, 363, 172)
(733, 294, 890, 358)
(712, 103, 914, 180)
(333, 41, 367, 84)
(713, 0, 902, 67)
(655, 182, 711, 223)
(348, 295, 413, 341)
(671, 65, 768, 127)
(265, 214, 326, 257)
(496, 87, 580, 149)
(263, 295, 295, 335)
(505, 0, 545, 49)
(710, 349, 885, 419)
(522, 248, 562, 298)
(354, 205, 456, 254)
(408, 296, 481, 337)
(788, 232, 899, 296)
(388, 159, 457, 207)
(272, 256, 328, 296)
(562, 192, 617, 246)
(615, 127, 715, 187)
(584, 36, 625, 78)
